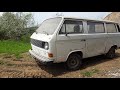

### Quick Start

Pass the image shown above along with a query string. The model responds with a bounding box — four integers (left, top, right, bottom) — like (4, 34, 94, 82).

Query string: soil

(0, 50, 120, 78)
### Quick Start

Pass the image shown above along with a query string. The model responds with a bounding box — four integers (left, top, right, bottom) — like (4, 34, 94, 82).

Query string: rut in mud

(0, 50, 120, 78)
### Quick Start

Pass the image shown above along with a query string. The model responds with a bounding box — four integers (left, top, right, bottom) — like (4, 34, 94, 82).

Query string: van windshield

(36, 17, 62, 35)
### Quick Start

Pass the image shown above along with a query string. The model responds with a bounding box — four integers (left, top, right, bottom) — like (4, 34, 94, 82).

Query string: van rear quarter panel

(105, 33, 120, 53)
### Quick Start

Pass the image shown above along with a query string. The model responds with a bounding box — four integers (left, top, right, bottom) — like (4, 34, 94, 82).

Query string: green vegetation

(0, 12, 35, 40)
(0, 12, 38, 58)
(81, 69, 99, 77)
(0, 40, 31, 57)
(0, 12, 37, 58)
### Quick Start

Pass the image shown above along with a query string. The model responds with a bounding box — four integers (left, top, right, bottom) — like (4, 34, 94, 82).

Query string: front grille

(31, 38, 45, 48)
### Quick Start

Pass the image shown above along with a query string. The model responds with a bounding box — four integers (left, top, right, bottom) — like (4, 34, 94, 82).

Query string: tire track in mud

(0, 51, 120, 78)
(0, 53, 52, 78)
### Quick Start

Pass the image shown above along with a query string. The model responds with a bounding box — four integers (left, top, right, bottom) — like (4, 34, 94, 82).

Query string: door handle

(81, 39, 86, 41)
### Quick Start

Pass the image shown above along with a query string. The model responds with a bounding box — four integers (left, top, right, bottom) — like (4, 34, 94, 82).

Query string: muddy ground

(0, 50, 120, 78)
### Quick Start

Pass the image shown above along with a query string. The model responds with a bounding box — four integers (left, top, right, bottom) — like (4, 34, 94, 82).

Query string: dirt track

(0, 50, 120, 78)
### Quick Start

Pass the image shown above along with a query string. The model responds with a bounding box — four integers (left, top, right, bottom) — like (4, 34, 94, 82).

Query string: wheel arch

(66, 50, 83, 62)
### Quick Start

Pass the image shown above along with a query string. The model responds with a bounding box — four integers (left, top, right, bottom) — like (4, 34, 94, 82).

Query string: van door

(55, 20, 86, 63)
(86, 21, 107, 57)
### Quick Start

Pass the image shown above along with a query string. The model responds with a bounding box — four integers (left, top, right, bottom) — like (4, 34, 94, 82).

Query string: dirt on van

(0, 50, 120, 78)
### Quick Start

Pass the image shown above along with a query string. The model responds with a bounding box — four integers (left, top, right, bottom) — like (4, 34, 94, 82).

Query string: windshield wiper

(43, 31, 49, 35)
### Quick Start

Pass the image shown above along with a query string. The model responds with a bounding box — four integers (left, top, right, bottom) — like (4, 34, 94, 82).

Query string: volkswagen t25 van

(29, 17, 120, 70)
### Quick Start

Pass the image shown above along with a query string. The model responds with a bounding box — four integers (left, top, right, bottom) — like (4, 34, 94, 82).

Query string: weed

(81, 69, 99, 77)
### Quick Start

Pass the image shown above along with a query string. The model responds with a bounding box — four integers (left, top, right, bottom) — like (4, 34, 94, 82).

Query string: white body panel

(105, 33, 120, 53)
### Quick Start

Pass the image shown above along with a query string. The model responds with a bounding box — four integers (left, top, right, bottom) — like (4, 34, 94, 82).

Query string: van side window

(59, 20, 83, 34)
(116, 24, 120, 32)
(106, 23, 117, 33)
(87, 22, 105, 33)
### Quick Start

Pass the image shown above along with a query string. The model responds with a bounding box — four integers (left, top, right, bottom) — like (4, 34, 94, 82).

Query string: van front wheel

(66, 54, 82, 70)
(106, 47, 116, 59)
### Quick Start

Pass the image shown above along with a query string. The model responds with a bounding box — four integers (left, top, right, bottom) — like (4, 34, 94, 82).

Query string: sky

(33, 12, 111, 25)
(0, 12, 111, 25)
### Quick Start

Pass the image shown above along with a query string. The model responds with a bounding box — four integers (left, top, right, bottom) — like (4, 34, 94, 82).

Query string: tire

(66, 53, 82, 70)
(106, 47, 116, 59)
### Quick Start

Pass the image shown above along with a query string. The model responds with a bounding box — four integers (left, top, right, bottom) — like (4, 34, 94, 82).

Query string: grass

(0, 40, 31, 58)
(81, 69, 99, 77)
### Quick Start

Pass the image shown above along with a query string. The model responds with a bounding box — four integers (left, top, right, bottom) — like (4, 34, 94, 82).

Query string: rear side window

(106, 23, 117, 33)
(59, 20, 84, 34)
(87, 22, 105, 33)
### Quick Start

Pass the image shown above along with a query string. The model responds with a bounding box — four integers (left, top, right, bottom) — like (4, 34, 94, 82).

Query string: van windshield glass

(36, 17, 62, 35)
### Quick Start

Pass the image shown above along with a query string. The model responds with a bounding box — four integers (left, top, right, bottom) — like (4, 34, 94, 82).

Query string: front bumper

(29, 49, 53, 64)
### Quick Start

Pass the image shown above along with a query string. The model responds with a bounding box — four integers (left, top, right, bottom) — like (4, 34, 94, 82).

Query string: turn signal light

(48, 53, 53, 58)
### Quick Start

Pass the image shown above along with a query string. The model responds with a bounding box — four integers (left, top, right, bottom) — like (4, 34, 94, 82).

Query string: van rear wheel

(106, 47, 116, 59)
(66, 54, 82, 70)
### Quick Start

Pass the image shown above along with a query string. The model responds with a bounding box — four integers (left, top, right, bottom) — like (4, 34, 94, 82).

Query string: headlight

(44, 42, 49, 50)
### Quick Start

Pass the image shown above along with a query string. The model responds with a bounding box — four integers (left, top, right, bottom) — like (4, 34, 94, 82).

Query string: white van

(29, 17, 120, 70)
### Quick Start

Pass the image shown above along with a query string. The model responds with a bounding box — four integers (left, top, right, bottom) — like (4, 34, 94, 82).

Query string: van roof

(55, 16, 118, 24)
